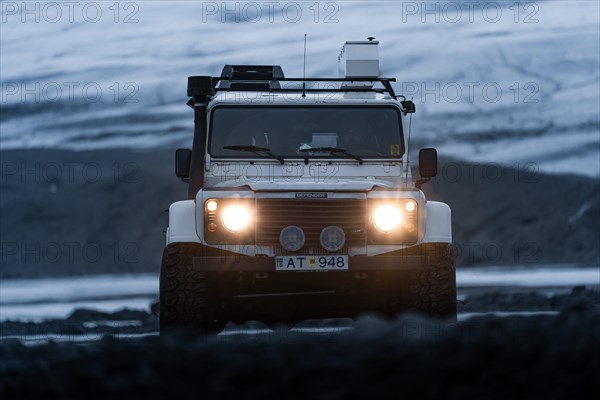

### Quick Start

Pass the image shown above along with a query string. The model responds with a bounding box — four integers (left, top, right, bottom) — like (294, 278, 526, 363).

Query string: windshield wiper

(299, 147, 363, 165)
(223, 145, 284, 164)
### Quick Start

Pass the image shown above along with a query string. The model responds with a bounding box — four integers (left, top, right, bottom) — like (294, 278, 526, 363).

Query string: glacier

(1, 1, 598, 176)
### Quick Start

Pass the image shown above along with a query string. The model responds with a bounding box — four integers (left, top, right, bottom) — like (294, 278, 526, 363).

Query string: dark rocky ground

(1, 149, 598, 278)
(2, 286, 598, 338)
(1, 288, 598, 400)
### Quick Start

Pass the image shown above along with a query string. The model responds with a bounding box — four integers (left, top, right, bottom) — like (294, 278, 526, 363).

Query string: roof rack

(213, 76, 400, 100)
(208, 65, 400, 99)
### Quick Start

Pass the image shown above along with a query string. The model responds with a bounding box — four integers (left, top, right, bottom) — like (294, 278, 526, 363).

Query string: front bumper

(191, 254, 433, 322)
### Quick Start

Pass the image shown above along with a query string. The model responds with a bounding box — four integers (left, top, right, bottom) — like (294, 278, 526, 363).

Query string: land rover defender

(160, 40, 456, 332)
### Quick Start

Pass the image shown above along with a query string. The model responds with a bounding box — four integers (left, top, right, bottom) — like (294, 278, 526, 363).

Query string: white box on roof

(338, 40, 380, 78)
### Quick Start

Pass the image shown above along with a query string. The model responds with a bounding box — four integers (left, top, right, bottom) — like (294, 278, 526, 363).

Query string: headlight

(221, 205, 251, 232)
(204, 198, 254, 244)
(373, 205, 403, 233)
(369, 199, 419, 244)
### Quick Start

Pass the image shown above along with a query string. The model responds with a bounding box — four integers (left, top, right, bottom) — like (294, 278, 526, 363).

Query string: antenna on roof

(405, 97, 414, 185)
(302, 34, 307, 98)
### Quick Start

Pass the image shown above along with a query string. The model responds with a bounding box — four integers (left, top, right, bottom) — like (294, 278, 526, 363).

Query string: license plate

(275, 255, 349, 271)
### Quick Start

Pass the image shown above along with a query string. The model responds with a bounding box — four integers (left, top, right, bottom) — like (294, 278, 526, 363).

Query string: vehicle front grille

(255, 199, 367, 249)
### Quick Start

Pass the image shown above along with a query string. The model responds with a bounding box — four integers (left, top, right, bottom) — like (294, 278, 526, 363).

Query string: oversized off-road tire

(405, 243, 457, 318)
(159, 243, 228, 333)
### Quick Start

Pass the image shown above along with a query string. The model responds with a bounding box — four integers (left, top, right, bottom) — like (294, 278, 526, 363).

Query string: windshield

(209, 106, 404, 159)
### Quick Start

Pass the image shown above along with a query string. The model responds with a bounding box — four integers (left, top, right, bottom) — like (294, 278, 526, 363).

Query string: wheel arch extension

(423, 201, 452, 244)
(167, 200, 201, 244)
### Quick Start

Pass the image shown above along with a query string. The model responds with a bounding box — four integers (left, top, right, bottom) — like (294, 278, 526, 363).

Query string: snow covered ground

(1, 266, 598, 321)
(1, 1, 599, 176)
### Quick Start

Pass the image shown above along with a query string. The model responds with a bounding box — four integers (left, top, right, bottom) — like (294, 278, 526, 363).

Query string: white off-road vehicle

(160, 40, 456, 332)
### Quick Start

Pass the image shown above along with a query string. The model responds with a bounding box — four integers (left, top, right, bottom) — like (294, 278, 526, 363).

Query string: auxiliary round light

(405, 200, 416, 213)
(373, 205, 403, 233)
(279, 226, 305, 252)
(206, 200, 218, 212)
(320, 226, 346, 252)
(222, 205, 250, 232)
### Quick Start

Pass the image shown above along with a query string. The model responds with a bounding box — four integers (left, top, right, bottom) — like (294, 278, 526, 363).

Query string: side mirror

(416, 148, 437, 189)
(419, 148, 438, 178)
(400, 100, 416, 115)
(175, 149, 192, 179)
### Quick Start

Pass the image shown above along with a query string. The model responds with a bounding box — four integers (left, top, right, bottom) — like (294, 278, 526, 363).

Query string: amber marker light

(206, 200, 218, 212)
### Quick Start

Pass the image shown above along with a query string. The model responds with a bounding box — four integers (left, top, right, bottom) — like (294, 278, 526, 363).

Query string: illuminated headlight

(372, 205, 403, 233)
(204, 198, 254, 244)
(369, 199, 419, 244)
(221, 205, 251, 232)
